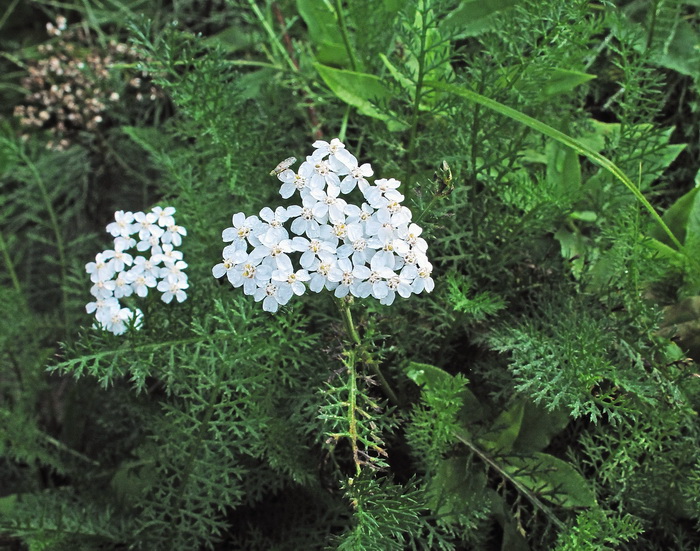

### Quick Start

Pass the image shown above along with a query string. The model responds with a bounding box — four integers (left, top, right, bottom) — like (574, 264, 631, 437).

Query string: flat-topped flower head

(213, 138, 434, 311)
(86, 206, 188, 335)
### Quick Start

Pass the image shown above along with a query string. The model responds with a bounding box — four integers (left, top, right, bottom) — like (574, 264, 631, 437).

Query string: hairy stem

(336, 298, 400, 405)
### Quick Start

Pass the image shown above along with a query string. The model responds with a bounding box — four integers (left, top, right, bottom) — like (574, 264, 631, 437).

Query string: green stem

(345, 348, 362, 476)
(403, 5, 431, 206)
(338, 105, 351, 142)
(413, 190, 442, 226)
(0, 230, 22, 296)
(427, 80, 686, 255)
(334, 0, 359, 71)
(246, 0, 298, 73)
(18, 147, 70, 331)
(452, 429, 566, 531)
(0, 0, 20, 31)
(335, 298, 400, 405)
(645, 0, 660, 52)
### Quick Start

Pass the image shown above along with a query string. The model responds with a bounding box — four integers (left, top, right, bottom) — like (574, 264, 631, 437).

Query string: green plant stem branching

(452, 429, 566, 531)
(428, 81, 687, 256)
(336, 299, 400, 406)
(18, 147, 70, 331)
(246, 0, 298, 73)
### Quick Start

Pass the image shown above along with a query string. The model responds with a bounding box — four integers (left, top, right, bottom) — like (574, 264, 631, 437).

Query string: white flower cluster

(213, 138, 434, 313)
(85, 206, 188, 335)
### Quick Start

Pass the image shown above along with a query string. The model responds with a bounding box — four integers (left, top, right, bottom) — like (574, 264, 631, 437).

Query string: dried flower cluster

(13, 17, 160, 150)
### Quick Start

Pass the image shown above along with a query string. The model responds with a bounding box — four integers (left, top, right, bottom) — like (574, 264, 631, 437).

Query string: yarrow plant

(213, 139, 434, 312)
(85, 206, 188, 335)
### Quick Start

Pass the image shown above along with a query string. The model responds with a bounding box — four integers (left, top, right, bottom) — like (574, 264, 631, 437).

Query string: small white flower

(114, 236, 137, 252)
(308, 252, 339, 293)
(133, 211, 163, 240)
(157, 277, 189, 303)
(222, 213, 262, 246)
(400, 223, 429, 253)
(272, 259, 310, 296)
(299, 157, 341, 194)
(258, 206, 292, 246)
(278, 170, 308, 199)
(253, 280, 294, 313)
(333, 151, 374, 194)
(86, 252, 115, 282)
(310, 185, 347, 224)
(380, 268, 415, 305)
(127, 270, 157, 297)
(86, 296, 119, 316)
(161, 224, 187, 246)
(312, 138, 345, 158)
(328, 257, 370, 298)
(106, 210, 135, 238)
(113, 271, 134, 299)
(104, 306, 133, 336)
(292, 228, 338, 269)
(137, 233, 163, 256)
(212, 244, 248, 279)
(152, 206, 176, 228)
(102, 248, 133, 272)
(160, 260, 188, 282)
(413, 261, 435, 293)
(90, 278, 116, 299)
(155, 243, 184, 265)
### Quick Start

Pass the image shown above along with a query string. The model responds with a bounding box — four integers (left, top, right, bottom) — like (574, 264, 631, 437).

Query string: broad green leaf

(426, 80, 684, 252)
(314, 63, 404, 128)
(540, 68, 596, 97)
(503, 452, 596, 508)
(425, 456, 489, 522)
(546, 140, 581, 195)
(204, 25, 256, 53)
(659, 297, 700, 360)
(296, 0, 349, 66)
(650, 187, 699, 248)
(651, 20, 700, 78)
(570, 211, 597, 223)
(441, 0, 522, 37)
(554, 227, 587, 278)
(480, 399, 524, 454)
(512, 401, 569, 453)
(505, 67, 596, 99)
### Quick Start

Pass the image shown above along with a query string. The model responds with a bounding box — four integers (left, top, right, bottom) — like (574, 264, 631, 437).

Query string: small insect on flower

(270, 157, 296, 176)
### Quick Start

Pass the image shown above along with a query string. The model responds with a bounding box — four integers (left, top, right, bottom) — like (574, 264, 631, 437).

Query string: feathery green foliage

(2, 0, 700, 549)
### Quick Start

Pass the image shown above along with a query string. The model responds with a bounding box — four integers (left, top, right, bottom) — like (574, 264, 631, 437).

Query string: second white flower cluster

(85, 206, 188, 335)
(213, 138, 434, 313)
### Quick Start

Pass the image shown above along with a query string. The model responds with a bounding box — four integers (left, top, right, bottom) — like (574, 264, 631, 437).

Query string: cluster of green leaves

(1, 0, 700, 549)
